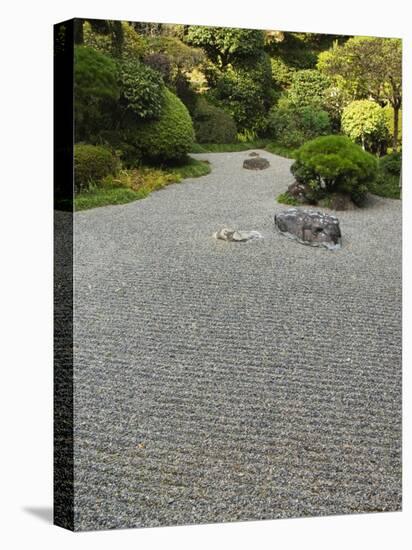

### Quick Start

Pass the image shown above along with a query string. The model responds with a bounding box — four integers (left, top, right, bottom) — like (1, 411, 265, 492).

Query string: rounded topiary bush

(291, 135, 378, 204)
(194, 98, 237, 143)
(122, 88, 195, 163)
(74, 144, 118, 193)
(342, 100, 389, 154)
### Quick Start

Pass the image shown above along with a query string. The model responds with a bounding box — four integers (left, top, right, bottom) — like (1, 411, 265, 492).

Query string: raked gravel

(72, 150, 401, 530)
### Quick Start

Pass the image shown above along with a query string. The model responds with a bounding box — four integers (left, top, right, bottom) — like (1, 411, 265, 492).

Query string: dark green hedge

(194, 99, 237, 143)
(369, 152, 402, 199)
(268, 104, 331, 148)
(74, 144, 118, 193)
(74, 46, 119, 142)
(120, 88, 195, 163)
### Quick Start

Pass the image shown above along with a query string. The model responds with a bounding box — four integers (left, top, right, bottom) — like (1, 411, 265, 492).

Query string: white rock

(213, 228, 263, 242)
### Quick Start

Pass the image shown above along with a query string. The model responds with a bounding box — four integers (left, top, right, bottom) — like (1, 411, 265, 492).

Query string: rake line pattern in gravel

(72, 150, 401, 530)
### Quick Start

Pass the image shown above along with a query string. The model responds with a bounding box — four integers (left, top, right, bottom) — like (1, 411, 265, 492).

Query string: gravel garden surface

(73, 150, 401, 530)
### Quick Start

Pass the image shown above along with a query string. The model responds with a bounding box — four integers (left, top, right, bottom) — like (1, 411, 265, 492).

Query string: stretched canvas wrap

(54, 18, 402, 531)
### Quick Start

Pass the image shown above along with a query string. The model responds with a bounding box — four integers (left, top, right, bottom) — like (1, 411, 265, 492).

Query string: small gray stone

(275, 208, 342, 250)
(243, 157, 270, 170)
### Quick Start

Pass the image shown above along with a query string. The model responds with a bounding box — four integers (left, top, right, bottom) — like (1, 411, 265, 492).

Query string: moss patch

(74, 157, 211, 211)
(276, 192, 299, 205)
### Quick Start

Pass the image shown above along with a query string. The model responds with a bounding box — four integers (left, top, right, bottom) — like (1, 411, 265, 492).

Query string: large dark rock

(275, 208, 342, 250)
(243, 157, 270, 170)
(288, 182, 357, 210)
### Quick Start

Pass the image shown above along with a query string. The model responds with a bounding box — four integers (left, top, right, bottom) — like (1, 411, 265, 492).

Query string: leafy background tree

(185, 27, 272, 134)
(287, 69, 331, 109)
(318, 36, 402, 150)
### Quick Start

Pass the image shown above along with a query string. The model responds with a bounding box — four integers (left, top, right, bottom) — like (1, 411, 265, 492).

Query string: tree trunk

(393, 106, 400, 152)
(110, 21, 124, 57)
(74, 19, 84, 45)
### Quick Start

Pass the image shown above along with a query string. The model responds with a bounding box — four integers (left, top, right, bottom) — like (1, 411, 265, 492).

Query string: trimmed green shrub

(291, 135, 377, 204)
(74, 46, 119, 141)
(74, 144, 119, 193)
(193, 98, 237, 143)
(118, 59, 164, 120)
(121, 88, 195, 163)
(268, 105, 331, 148)
(369, 152, 401, 199)
(342, 100, 390, 155)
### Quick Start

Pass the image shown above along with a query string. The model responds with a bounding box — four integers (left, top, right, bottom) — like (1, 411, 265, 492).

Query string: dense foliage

(207, 51, 273, 133)
(270, 57, 295, 89)
(193, 98, 237, 143)
(291, 135, 377, 203)
(287, 69, 331, 109)
(147, 35, 205, 74)
(318, 36, 402, 150)
(117, 59, 164, 120)
(120, 88, 195, 163)
(185, 27, 265, 66)
(378, 151, 402, 176)
(74, 46, 119, 141)
(83, 20, 148, 59)
(369, 152, 402, 199)
(268, 105, 331, 148)
(74, 144, 119, 192)
(342, 100, 389, 154)
(266, 32, 318, 70)
(185, 28, 272, 133)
